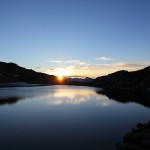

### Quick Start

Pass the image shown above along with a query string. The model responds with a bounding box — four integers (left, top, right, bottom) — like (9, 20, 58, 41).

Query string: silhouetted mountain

(94, 66, 150, 90)
(65, 77, 93, 83)
(0, 61, 58, 85)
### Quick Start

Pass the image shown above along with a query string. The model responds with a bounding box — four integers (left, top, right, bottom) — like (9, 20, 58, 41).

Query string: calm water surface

(0, 85, 150, 150)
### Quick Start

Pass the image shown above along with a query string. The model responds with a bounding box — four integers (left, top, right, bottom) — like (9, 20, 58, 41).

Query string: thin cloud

(95, 57, 113, 61)
(111, 63, 146, 69)
(35, 62, 149, 78)
(47, 59, 89, 66)
(94, 64, 110, 66)
(45, 58, 149, 78)
(65, 60, 88, 66)
(47, 60, 63, 63)
(35, 66, 41, 69)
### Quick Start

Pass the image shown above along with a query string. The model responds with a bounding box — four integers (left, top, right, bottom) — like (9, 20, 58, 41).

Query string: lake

(0, 85, 150, 150)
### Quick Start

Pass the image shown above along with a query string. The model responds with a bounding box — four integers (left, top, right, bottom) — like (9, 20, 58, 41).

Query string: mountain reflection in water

(0, 97, 22, 105)
(97, 89, 150, 108)
(0, 86, 115, 107)
(0, 86, 149, 108)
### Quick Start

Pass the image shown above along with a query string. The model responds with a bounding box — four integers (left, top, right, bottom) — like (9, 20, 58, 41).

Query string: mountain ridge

(94, 66, 150, 90)
(0, 61, 58, 84)
(0, 61, 150, 89)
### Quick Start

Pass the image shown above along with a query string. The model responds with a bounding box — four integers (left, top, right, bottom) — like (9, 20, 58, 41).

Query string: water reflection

(48, 88, 93, 105)
(0, 86, 114, 107)
(41, 87, 114, 106)
(0, 86, 149, 108)
(48, 97, 93, 105)
(0, 97, 22, 105)
(97, 89, 150, 108)
(0, 86, 150, 150)
(96, 101, 113, 107)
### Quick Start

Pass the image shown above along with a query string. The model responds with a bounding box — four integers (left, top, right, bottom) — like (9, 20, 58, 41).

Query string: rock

(140, 139, 150, 149)
(124, 131, 150, 144)
(116, 143, 143, 150)
(116, 121, 150, 150)
(137, 123, 146, 129)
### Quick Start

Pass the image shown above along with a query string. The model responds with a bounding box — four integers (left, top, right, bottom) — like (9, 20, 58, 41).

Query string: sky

(0, 0, 150, 78)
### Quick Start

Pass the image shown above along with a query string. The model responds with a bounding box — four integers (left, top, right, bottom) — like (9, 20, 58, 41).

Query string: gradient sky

(0, 0, 150, 78)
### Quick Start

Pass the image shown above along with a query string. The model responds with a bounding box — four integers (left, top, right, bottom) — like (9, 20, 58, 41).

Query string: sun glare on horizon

(57, 75, 64, 81)
(49, 68, 71, 78)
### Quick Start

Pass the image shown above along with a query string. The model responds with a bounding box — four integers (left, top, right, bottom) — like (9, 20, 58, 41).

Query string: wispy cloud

(65, 60, 88, 66)
(44, 58, 149, 78)
(35, 66, 41, 69)
(70, 62, 147, 77)
(47, 60, 63, 63)
(93, 63, 146, 70)
(94, 64, 110, 66)
(95, 57, 113, 61)
(35, 62, 148, 78)
(50, 68, 55, 70)
(110, 63, 146, 69)
(47, 59, 89, 66)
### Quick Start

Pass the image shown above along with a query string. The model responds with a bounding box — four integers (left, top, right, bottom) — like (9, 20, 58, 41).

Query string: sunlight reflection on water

(39, 86, 114, 106)
(0, 86, 114, 106)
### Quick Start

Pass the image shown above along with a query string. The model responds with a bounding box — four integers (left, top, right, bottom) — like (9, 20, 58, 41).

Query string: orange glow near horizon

(57, 75, 64, 81)
(49, 68, 71, 78)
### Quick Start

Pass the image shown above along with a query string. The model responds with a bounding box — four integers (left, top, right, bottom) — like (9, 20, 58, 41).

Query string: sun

(48, 67, 72, 81)
(57, 75, 64, 81)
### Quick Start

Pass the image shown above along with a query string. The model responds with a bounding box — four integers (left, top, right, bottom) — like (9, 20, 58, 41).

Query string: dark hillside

(0, 61, 58, 84)
(94, 66, 150, 90)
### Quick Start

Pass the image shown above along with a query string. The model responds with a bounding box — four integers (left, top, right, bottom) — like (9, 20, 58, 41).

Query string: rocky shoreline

(116, 121, 150, 150)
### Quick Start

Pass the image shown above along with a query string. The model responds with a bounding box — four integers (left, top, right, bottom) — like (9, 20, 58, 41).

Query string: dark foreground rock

(116, 121, 150, 150)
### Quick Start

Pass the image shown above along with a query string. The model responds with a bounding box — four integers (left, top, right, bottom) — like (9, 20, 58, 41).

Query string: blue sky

(0, 0, 150, 77)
